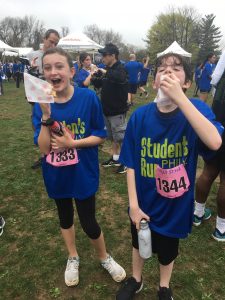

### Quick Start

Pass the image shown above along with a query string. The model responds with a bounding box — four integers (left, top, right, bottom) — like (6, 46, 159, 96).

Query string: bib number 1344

(155, 164, 190, 198)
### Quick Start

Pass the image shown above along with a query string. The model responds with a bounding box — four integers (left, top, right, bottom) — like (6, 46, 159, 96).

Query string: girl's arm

(37, 104, 51, 154)
(82, 73, 92, 87)
(127, 168, 150, 230)
(50, 127, 105, 151)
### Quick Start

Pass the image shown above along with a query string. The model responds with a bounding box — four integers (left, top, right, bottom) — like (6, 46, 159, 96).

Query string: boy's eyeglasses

(0, 216, 5, 237)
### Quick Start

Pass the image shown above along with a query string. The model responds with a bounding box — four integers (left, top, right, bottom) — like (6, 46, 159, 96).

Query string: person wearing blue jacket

(125, 54, 143, 106)
(32, 47, 126, 288)
(116, 53, 223, 300)
(199, 53, 216, 102)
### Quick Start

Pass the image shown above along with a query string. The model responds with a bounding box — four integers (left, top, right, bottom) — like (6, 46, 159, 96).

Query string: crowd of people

(1, 28, 225, 300)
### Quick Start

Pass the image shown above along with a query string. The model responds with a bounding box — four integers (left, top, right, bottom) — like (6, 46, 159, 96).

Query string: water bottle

(138, 219, 152, 259)
(45, 118, 64, 136)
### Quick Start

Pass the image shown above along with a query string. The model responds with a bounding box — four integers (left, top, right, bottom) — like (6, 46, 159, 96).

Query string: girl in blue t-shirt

(33, 47, 126, 288)
(75, 52, 97, 88)
(116, 53, 223, 300)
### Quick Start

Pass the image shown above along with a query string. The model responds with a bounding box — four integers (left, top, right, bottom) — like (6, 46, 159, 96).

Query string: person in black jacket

(98, 43, 128, 174)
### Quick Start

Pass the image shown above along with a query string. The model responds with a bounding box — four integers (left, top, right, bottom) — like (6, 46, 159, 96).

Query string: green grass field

(0, 80, 225, 300)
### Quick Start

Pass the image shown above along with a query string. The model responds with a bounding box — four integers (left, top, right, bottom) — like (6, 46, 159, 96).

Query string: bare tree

(61, 26, 69, 37)
(0, 15, 45, 49)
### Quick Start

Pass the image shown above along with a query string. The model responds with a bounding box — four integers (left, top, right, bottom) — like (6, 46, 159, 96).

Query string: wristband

(41, 118, 49, 126)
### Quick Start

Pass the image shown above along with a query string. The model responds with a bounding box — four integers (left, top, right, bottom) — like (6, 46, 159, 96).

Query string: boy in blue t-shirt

(116, 53, 223, 300)
(125, 54, 143, 106)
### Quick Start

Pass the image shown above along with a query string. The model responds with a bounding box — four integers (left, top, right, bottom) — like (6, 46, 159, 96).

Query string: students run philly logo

(61, 119, 86, 139)
(141, 136, 189, 178)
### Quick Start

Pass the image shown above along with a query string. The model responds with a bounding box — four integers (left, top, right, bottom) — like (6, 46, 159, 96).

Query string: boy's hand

(129, 206, 150, 230)
(160, 73, 185, 105)
(51, 127, 75, 150)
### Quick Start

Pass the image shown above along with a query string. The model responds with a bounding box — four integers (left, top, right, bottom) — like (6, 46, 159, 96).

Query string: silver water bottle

(138, 219, 152, 259)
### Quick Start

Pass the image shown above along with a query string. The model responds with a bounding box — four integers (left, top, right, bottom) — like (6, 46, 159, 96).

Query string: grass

(0, 80, 225, 300)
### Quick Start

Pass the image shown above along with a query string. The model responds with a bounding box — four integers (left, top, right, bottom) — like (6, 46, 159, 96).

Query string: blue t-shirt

(12, 63, 19, 73)
(97, 63, 106, 69)
(32, 87, 107, 200)
(125, 61, 143, 84)
(119, 99, 223, 239)
(139, 67, 150, 82)
(199, 62, 215, 91)
(75, 68, 90, 88)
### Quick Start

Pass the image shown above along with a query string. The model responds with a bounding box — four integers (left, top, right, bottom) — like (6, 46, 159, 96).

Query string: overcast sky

(0, 0, 224, 49)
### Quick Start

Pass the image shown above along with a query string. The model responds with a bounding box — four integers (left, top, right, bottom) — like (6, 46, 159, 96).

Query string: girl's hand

(39, 103, 51, 119)
(50, 127, 75, 150)
(160, 73, 184, 105)
(129, 206, 150, 230)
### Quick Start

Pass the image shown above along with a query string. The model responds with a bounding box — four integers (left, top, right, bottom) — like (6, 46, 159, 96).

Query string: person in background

(0, 65, 3, 96)
(193, 62, 202, 97)
(138, 57, 150, 98)
(98, 43, 129, 174)
(194, 49, 225, 241)
(199, 53, 216, 102)
(125, 54, 143, 106)
(116, 53, 222, 300)
(27, 29, 60, 170)
(0, 216, 5, 236)
(32, 47, 126, 287)
(75, 52, 97, 88)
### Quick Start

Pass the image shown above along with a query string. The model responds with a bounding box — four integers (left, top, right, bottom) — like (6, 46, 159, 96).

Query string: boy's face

(153, 56, 191, 90)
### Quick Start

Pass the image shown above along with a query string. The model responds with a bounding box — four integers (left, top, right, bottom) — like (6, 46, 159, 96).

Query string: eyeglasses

(0, 216, 5, 237)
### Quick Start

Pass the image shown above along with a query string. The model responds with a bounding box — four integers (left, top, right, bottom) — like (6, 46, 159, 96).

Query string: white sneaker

(101, 255, 126, 282)
(64, 257, 79, 287)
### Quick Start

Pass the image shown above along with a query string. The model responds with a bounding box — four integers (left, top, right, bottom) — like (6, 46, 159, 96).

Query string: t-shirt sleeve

(75, 69, 89, 87)
(119, 112, 136, 169)
(32, 103, 42, 145)
(90, 93, 107, 138)
(197, 101, 224, 159)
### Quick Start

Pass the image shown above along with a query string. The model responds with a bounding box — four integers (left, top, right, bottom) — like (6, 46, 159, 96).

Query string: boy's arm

(161, 74, 222, 150)
(127, 168, 150, 230)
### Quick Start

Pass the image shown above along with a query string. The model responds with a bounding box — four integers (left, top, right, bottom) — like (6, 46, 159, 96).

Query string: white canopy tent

(58, 33, 103, 52)
(0, 40, 17, 52)
(157, 41, 192, 58)
(2, 48, 33, 57)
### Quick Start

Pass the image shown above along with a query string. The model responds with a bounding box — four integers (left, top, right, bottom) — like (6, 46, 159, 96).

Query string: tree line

(0, 6, 222, 64)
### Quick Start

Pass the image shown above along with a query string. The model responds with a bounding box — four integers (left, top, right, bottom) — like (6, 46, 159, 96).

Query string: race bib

(155, 164, 190, 198)
(46, 148, 79, 167)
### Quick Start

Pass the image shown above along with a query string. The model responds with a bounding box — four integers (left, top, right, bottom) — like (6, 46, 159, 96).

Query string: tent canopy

(157, 41, 192, 58)
(14, 47, 33, 56)
(0, 40, 18, 52)
(2, 48, 33, 57)
(58, 33, 103, 52)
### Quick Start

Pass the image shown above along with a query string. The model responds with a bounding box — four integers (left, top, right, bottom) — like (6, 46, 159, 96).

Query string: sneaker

(139, 93, 142, 97)
(0, 216, 5, 237)
(158, 286, 173, 300)
(31, 158, 42, 169)
(101, 255, 126, 282)
(102, 157, 121, 167)
(193, 208, 212, 226)
(116, 165, 127, 174)
(212, 228, 225, 242)
(116, 277, 143, 300)
(64, 257, 79, 287)
(144, 91, 149, 98)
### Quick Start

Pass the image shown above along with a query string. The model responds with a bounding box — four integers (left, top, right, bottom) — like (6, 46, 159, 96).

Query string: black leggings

(54, 195, 101, 240)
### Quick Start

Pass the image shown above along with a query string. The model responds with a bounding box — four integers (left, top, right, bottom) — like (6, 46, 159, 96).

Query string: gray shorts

(104, 113, 127, 143)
